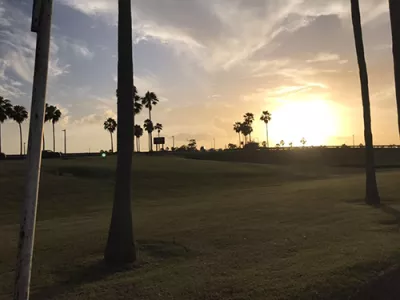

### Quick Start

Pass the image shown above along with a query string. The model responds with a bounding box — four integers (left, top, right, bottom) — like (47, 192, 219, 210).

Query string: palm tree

(141, 91, 159, 120)
(0, 97, 13, 154)
(154, 123, 163, 151)
(289, 142, 293, 148)
(389, 0, 400, 136)
(144, 119, 154, 151)
(300, 137, 306, 147)
(45, 105, 62, 152)
(243, 113, 254, 142)
(241, 123, 253, 144)
(351, 0, 380, 205)
(134, 124, 143, 152)
(260, 111, 272, 147)
(104, 0, 136, 265)
(103, 118, 117, 153)
(155, 123, 163, 137)
(12, 105, 28, 155)
(141, 91, 158, 151)
(280, 140, 285, 148)
(233, 122, 242, 147)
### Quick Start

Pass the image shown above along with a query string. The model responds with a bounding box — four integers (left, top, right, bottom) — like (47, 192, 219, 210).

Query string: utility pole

(14, 1, 53, 300)
(213, 138, 216, 149)
(172, 136, 175, 149)
(62, 129, 66, 154)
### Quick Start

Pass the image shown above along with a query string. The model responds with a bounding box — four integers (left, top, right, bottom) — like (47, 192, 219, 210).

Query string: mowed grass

(1, 155, 400, 299)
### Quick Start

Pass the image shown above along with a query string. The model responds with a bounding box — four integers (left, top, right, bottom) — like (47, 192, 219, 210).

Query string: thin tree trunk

(238, 132, 241, 148)
(0, 122, 2, 153)
(389, 0, 400, 136)
(19, 123, 23, 156)
(266, 123, 269, 148)
(104, 0, 136, 264)
(138, 137, 140, 152)
(351, 0, 380, 206)
(43, 134, 45, 151)
(52, 122, 55, 152)
(110, 132, 113, 153)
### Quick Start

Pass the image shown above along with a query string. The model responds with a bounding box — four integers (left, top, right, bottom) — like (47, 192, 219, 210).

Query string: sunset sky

(0, 0, 398, 153)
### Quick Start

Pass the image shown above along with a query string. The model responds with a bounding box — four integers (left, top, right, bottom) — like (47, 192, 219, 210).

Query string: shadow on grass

(138, 239, 190, 259)
(31, 240, 190, 300)
(31, 259, 138, 300)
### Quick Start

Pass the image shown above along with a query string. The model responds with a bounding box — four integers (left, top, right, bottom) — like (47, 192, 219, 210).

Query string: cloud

(0, 3, 70, 84)
(306, 52, 340, 63)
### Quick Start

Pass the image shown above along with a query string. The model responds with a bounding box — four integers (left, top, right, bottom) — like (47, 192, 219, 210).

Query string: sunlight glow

(267, 98, 342, 146)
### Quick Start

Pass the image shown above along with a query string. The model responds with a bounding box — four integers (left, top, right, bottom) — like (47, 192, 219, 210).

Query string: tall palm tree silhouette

(154, 123, 163, 151)
(12, 105, 28, 155)
(260, 111, 272, 147)
(134, 124, 143, 152)
(141, 92, 159, 151)
(0, 97, 13, 154)
(45, 105, 62, 152)
(104, 118, 117, 153)
(243, 113, 254, 142)
(144, 119, 154, 151)
(233, 122, 242, 147)
(350, 0, 380, 205)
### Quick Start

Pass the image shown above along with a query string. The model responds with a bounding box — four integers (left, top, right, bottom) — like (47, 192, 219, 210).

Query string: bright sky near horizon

(0, 0, 398, 153)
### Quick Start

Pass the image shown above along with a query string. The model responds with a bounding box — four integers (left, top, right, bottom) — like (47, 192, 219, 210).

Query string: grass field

(1, 156, 400, 299)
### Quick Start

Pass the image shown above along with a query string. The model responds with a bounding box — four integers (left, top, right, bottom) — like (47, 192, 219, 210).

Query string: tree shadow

(31, 239, 190, 300)
(137, 239, 191, 259)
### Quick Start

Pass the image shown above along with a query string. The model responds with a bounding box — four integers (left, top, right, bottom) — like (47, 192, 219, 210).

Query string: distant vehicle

(42, 150, 62, 159)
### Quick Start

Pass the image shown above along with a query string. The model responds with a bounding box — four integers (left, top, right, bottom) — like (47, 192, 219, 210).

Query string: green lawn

(1, 156, 400, 299)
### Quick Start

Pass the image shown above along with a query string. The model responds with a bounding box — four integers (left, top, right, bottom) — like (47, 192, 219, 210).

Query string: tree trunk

(19, 123, 23, 156)
(104, 0, 136, 264)
(110, 132, 113, 153)
(389, 0, 400, 136)
(351, 0, 380, 206)
(149, 132, 152, 152)
(52, 122, 55, 152)
(138, 137, 140, 152)
(0, 122, 2, 153)
(238, 132, 241, 148)
(43, 134, 45, 151)
(266, 123, 269, 148)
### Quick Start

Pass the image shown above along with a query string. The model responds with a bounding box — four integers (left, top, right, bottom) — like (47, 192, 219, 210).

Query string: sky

(0, 0, 398, 153)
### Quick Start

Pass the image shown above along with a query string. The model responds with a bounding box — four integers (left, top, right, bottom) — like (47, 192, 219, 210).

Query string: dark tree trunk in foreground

(52, 122, 55, 152)
(389, 0, 400, 136)
(104, 0, 136, 264)
(110, 132, 114, 153)
(19, 124, 23, 156)
(350, 0, 380, 206)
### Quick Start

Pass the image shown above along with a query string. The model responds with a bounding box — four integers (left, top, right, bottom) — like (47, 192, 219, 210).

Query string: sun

(266, 98, 341, 146)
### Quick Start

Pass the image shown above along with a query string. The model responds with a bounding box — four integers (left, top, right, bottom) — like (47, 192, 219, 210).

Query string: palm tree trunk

(104, 0, 136, 264)
(238, 132, 241, 148)
(0, 122, 2, 154)
(138, 137, 140, 152)
(266, 123, 269, 148)
(351, 0, 380, 206)
(19, 123, 23, 156)
(52, 122, 55, 152)
(110, 132, 113, 153)
(389, 0, 400, 136)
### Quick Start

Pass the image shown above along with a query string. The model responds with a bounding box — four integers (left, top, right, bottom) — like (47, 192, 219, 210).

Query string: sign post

(14, 1, 53, 299)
